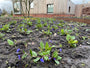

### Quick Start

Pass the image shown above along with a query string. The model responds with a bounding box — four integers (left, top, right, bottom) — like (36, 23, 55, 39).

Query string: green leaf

(52, 50, 58, 58)
(30, 49, 32, 56)
(66, 34, 70, 41)
(32, 51, 37, 57)
(57, 56, 62, 60)
(45, 42, 49, 50)
(33, 57, 40, 63)
(71, 36, 75, 40)
(7, 39, 14, 46)
(72, 40, 78, 44)
(44, 56, 49, 61)
(40, 41, 44, 49)
(59, 44, 62, 48)
(22, 53, 27, 59)
(61, 29, 64, 35)
(55, 60, 60, 65)
(26, 30, 33, 34)
(52, 45, 55, 48)
(39, 51, 50, 56)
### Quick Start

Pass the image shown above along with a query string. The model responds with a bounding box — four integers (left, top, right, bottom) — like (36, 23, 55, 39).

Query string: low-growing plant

(43, 22, 47, 27)
(52, 50, 62, 64)
(29, 41, 62, 64)
(52, 25, 58, 30)
(27, 21, 32, 26)
(58, 23, 64, 27)
(0, 24, 10, 32)
(0, 33, 5, 38)
(66, 34, 78, 47)
(9, 20, 17, 25)
(60, 29, 72, 35)
(36, 23, 43, 29)
(7, 39, 14, 46)
(42, 30, 52, 35)
(18, 28, 33, 35)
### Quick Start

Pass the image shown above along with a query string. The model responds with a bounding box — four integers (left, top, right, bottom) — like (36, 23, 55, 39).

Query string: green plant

(27, 21, 32, 26)
(0, 33, 5, 38)
(7, 39, 14, 46)
(58, 23, 64, 27)
(52, 25, 58, 30)
(9, 20, 17, 25)
(42, 30, 52, 35)
(60, 20, 64, 23)
(52, 50, 62, 64)
(29, 41, 62, 64)
(43, 22, 47, 27)
(66, 34, 78, 47)
(18, 28, 33, 35)
(36, 23, 43, 29)
(60, 29, 72, 35)
(0, 24, 10, 32)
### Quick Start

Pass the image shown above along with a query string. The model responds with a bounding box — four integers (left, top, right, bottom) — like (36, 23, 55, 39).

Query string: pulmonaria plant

(66, 34, 78, 47)
(7, 39, 14, 46)
(42, 30, 52, 36)
(27, 21, 32, 26)
(0, 24, 10, 32)
(30, 41, 62, 64)
(0, 33, 5, 39)
(60, 29, 72, 36)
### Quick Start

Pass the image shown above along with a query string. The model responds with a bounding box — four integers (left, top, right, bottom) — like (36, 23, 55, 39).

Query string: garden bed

(0, 17, 90, 68)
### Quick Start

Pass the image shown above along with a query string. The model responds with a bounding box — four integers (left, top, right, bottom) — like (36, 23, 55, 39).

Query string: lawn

(0, 17, 90, 68)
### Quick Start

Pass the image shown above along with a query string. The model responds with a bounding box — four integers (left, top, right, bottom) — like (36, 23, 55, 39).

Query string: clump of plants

(21, 42, 62, 65)
(29, 41, 62, 64)
(27, 21, 32, 26)
(60, 29, 72, 36)
(36, 23, 43, 29)
(0, 24, 10, 32)
(0, 33, 5, 39)
(18, 24, 32, 35)
(42, 30, 52, 36)
(66, 34, 78, 47)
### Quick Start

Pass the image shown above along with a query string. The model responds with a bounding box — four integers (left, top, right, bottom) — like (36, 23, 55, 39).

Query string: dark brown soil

(0, 17, 90, 68)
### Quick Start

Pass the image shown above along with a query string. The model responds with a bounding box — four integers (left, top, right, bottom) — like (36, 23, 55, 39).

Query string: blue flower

(40, 58, 44, 63)
(71, 25, 74, 28)
(17, 48, 20, 53)
(49, 57, 51, 60)
(59, 48, 62, 52)
(0, 25, 2, 28)
(49, 40, 52, 43)
(41, 21, 44, 24)
(52, 28, 54, 31)
(20, 27, 23, 29)
(53, 58, 56, 60)
(18, 55, 21, 60)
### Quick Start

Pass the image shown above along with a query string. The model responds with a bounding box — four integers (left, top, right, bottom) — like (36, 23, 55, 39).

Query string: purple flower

(49, 40, 52, 43)
(20, 27, 23, 29)
(17, 48, 20, 53)
(53, 58, 56, 60)
(71, 25, 74, 28)
(52, 28, 54, 31)
(40, 58, 44, 63)
(53, 21, 56, 23)
(59, 48, 62, 52)
(41, 21, 44, 24)
(18, 55, 21, 60)
(0, 25, 2, 28)
(49, 57, 51, 60)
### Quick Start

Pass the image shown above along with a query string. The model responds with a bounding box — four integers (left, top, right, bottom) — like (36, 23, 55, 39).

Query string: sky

(71, 0, 90, 4)
(0, 0, 13, 13)
(0, 0, 90, 4)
